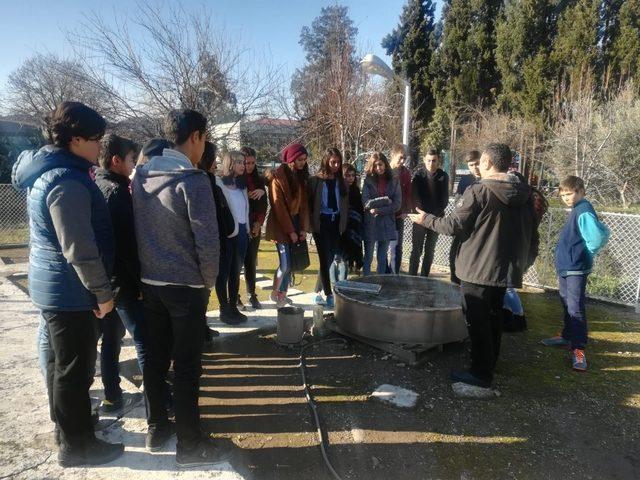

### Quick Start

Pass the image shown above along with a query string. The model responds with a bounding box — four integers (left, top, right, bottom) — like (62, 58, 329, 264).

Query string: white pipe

(402, 80, 411, 148)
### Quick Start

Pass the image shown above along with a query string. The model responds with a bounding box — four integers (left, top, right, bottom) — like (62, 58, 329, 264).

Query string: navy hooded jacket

(12, 146, 114, 311)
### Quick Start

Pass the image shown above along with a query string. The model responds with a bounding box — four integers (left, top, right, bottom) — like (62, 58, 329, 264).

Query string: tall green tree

(609, 0, 640, 88)
(430, 0, 502, 111)
(495, 0, 556, 125)
(381, 0, 438, 136)
(551, 0, 600, 96)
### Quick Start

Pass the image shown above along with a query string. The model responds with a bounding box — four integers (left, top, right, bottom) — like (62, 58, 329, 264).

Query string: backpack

(530, 186, 548, 223)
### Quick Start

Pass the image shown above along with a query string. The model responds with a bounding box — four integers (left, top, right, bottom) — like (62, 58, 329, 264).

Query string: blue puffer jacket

(12, 146, 114, 311)
(555, 198, 608, 277)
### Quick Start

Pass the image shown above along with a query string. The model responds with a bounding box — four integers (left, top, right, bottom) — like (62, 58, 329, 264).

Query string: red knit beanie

(281, 143, 308, 164)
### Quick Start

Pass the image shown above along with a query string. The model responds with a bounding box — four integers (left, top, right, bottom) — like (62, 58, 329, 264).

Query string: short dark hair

(465, 150, 481, 163)
(163, 109, 207, 145)
(240, 146, 256, 158)
(559, 175, 585, 193)
(483, 143, 512, 172)
(99, 133, 137, 169)
(424, 148, 440, 157)
(198, 141, 217, 172)
(45, 101, 106, 148)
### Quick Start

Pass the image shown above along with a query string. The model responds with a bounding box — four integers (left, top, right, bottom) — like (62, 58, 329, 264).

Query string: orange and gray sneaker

(571, 349, 587, 372)
(541, 334, 571, 349)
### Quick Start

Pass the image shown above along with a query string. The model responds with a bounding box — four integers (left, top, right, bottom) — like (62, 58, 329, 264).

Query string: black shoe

(219, 304, 240, 325)
(100, 392, 141, 414)
(230, 305, 248, 323)
(176, 437, 231, 468)
(146, 422, 176, 452)
(450, 369, 491, 388)
(249, 294, 262, 310)
(503, 310, 527, 332)
(58, 437, 124, 467)
(203, 327, 220, 347)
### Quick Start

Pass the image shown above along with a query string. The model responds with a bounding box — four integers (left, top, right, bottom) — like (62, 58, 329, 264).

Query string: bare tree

(4, 53, 114, 127)
(67, 2, 282, 141)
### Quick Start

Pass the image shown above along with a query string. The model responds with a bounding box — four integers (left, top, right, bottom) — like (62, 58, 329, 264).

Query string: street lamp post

(360, 53, 411, 148)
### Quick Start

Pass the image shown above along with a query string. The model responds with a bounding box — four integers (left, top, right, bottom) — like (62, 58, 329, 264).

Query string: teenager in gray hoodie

(132, 109, 228, 466)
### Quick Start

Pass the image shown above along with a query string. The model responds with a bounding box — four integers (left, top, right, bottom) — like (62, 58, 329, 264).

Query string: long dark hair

(280, 161, 309, 201)
(342, 162, 360, 194)
(198, 141, 217, 172)
(319, 147, 346, 195)
(365, 152, 392, 182)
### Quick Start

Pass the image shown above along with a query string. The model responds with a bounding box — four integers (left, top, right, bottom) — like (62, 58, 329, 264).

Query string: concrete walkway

(0, 262, 319, 479)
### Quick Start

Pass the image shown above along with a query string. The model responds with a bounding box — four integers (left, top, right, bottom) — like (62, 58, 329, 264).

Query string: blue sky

(0, 1, 442, 90)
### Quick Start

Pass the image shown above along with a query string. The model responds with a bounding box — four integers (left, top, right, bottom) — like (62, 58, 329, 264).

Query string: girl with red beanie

(264, 144, 310, 306)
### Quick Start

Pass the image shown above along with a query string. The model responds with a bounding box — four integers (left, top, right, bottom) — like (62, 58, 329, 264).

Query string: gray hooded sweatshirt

(132, 148, 219, 289)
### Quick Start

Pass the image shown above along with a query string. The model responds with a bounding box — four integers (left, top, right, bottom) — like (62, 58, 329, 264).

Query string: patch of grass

(0, 226, 29, 245)
(500, 289, 640, 401)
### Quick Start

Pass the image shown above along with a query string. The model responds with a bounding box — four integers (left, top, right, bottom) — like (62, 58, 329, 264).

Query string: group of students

(13, 100, 610, 469)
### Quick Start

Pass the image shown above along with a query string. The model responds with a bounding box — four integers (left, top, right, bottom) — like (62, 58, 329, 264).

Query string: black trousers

(43, 310, 99, 448)
(460, 282, 506, 382)
(408, 223, 439, 276)
(142, 284, 209, 452)
(244, 234, 261, 296)
(313, 214, 341, 297)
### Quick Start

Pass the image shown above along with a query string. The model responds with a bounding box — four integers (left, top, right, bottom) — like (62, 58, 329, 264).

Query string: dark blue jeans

(216, 225, 249, 305)
(116, 291, 147, 373)
(100, 310, 126, 402)
(559, 274, 588, 350)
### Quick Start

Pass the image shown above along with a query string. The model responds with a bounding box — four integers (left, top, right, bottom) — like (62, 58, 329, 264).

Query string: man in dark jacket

(12, 102, 124, 467)
(94, 133, 144, 412)
(409, 148, 449, 276)
(410, 143, 538, 389)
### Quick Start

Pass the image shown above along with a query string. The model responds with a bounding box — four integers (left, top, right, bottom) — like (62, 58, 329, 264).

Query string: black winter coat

(422, 172, 539, 288)
(206, 172, 235, 244)
(411, 168, 449, 216)
(94, 168, 140, 297)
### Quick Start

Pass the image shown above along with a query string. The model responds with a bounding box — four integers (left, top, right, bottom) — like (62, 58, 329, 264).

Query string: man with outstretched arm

(409, 143, 539, 389)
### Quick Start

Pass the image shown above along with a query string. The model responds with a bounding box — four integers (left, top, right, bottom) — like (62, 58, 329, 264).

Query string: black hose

(299, 338, 348, 480)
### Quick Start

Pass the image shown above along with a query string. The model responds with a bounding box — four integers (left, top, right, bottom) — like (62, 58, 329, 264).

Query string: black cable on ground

(299, 338, 348, 480)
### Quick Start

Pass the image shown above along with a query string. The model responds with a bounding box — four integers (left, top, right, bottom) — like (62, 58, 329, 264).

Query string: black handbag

(282, 191, 310, 273)
(289, 239, 310, 272)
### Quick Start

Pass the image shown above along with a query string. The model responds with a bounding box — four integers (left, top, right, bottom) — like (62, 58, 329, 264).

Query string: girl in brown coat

(264, 144, 310, 307)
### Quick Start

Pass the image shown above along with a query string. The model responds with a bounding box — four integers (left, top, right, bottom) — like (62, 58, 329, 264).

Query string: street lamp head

(360, 54, 394, 80)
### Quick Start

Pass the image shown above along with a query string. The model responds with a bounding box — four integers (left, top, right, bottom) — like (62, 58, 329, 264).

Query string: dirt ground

(198, 293, 640, 480)
(4, 245, 638, 479)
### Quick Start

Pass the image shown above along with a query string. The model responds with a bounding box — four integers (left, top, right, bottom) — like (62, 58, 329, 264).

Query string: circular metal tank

(333, 275, 467, 345)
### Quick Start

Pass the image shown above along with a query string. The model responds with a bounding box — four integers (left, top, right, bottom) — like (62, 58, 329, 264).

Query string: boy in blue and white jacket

(542, 176, 610, 372)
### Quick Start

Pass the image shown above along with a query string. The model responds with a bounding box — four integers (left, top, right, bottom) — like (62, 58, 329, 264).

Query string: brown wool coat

(265, 164, 310, 243)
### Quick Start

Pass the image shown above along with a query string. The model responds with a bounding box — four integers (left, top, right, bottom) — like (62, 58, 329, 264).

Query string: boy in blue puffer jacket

(542, 176, 610, 372)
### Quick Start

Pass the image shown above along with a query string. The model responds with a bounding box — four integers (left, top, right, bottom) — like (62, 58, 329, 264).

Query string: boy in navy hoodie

(542, 176, 610, 372)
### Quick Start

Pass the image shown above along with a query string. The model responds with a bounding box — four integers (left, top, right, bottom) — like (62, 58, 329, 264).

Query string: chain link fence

(0, 184, 29, 246)
(2, 182, 639, 309)
(401, 200, 640, 311)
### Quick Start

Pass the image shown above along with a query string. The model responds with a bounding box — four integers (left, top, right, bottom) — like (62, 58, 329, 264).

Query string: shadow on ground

(198, 291, 640, 480)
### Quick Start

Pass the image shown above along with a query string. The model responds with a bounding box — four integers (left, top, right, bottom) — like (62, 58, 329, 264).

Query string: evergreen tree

(495, 0, 556, 124)
(551, 0, 600, 96)
(381, 0, 438, 135)
(430, 0, 502, 111)
(609, 0, 640, 87)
